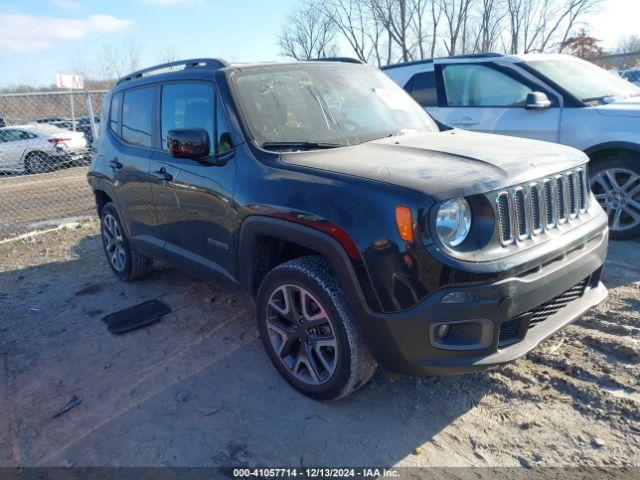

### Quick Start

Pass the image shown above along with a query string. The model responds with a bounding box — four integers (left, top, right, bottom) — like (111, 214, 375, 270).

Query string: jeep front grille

(495, 168, 588, 246)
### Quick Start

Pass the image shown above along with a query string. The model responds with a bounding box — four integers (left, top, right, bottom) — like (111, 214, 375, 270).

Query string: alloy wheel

(265, 284, 338, 386)
(102, 214, 127, 272)
(591, 168, 640, 233)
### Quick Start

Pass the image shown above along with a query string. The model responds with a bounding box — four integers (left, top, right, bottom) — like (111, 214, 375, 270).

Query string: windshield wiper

(261, 141, 344, 151)
(582, 94, 617, 103)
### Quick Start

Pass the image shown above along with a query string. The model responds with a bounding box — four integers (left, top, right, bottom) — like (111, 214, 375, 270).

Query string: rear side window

(161, 83, 214, 153)
(405, 71, 437, 107)
(121, 87, 154, 147)
(109, 93, 121, 134)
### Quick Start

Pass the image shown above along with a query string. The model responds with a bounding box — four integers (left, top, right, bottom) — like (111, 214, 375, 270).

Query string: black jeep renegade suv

(88, 58, 608, 400)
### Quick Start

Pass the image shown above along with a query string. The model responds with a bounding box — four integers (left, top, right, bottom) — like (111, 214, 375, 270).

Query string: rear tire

(100, 202, 153, 281)
(24, 152, 51, 174)
(590, 155, 640, 240)
(256, 256, 377, 400)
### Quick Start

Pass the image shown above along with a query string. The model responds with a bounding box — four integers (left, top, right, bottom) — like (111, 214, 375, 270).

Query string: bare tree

(471, 0, 505, 53)
(156, 45, 180, 64)
(438, 0, 474, 55)
(506, 0, 601, 54)
(311, 0, 382, 62)
(278, 5, 339, 60)
(615, 35, 640, 55)
(370, 0, 414, 62)
(96, 42, 143, 79)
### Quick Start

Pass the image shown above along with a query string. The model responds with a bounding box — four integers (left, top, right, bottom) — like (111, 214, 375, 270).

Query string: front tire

(100, 202, 153, 281)
(590, 156, 640, 240)
(256, 256, 377, 401)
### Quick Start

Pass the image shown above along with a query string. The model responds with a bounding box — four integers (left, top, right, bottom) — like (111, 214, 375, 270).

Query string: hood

(281, 130, 587, 200)
(593, 96, 640, 118)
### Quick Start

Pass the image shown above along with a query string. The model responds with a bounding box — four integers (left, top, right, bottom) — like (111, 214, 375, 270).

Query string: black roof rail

(117, 58, 230, 85)
(445, 52, 503, 59)
(312, 57, 365, 64)
(379, 59, 433, 70)
(380, 52, 503, 70)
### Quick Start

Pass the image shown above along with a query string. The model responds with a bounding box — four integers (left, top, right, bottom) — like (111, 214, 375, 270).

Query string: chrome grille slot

(543, 179, 554, 226)
(514, 187, 528, 238)
(530, 184, 543, 234)
(567, 172, 578, 217)
(492, 168, 589, 248)
(497, 192, 513, 245)
(576, 169, 586, 211)
(556, 175, 567, 223)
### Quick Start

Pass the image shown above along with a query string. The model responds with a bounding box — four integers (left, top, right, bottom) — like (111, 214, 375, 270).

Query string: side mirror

(167, 128, 210, 159)
(525, 92, 552, 110)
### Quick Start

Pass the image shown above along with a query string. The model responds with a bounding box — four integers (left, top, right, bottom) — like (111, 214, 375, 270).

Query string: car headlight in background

(436, 198, 471, 247)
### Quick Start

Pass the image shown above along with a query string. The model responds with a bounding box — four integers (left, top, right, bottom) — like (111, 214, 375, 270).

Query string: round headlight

(436, 198, 471, 247)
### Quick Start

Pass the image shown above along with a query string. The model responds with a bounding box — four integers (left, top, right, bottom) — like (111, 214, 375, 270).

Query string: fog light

(442, 291, 479, 304)
(436, 324, 450, 340)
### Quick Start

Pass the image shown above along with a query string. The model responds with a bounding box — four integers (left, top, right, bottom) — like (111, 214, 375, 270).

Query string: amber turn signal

(395, 206, 413, 242)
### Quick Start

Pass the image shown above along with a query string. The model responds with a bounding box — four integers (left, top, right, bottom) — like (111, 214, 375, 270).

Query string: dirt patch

(0, 221, 638, 467)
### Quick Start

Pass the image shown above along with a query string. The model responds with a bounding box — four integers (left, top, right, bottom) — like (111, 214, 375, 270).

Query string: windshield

(232, 63, 438, 149)
(528, 57, 640, 104)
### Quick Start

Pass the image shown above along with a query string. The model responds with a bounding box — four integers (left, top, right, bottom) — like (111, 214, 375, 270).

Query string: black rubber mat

(102, 299, 171, 334)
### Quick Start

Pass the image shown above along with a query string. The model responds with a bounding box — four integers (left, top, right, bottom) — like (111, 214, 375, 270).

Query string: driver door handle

(151, 167, 173, 183)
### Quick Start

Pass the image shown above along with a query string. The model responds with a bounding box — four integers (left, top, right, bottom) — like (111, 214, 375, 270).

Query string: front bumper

(361, 215, 609, 376)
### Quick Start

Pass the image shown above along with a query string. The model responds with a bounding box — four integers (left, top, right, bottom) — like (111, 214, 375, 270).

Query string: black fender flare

(237, 215, 380, 314)
(585, 141, 640, 160)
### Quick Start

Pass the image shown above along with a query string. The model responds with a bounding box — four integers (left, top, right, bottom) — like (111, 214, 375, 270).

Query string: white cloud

(0, 14, 133, 55)
(50, 0, 82, 11)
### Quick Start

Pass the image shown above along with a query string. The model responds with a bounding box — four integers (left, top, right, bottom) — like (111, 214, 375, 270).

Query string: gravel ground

(0, 220, 638, 467)
(0, 168, 93, 240)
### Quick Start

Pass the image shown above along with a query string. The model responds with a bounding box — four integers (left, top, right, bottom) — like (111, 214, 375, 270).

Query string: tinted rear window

(405, 71, 437, 107)
(121, 87, 154, 147)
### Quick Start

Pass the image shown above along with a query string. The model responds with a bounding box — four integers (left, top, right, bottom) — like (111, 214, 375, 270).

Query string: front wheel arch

(237, 216, 380, 313)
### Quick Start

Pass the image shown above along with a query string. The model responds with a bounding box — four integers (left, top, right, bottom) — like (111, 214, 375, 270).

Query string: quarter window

(405, 71, 437, 107)
(442, 64, 533, 107)
(215, 95, 233, 155)
(109, 93, 121, 134)
(161, 83, 214, 153)
(121, 87, 154, 147)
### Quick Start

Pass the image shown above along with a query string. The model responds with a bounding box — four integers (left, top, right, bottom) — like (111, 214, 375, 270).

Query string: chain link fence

(0, 90, 107, 240)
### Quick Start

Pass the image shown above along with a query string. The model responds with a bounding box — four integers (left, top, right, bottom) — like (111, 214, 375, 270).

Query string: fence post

(69, 90, 76, 131)
(85, 90, 97, 140)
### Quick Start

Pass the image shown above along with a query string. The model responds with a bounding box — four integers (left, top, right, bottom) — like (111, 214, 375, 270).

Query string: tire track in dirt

(0, 353, 19, 465)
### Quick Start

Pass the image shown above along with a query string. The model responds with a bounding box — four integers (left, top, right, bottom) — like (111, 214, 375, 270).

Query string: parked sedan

(0, 124, 88, 174)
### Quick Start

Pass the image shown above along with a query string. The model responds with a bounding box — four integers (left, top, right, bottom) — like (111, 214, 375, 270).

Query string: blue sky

(0, 0, 297, 86)
(0, 0, 638, 87)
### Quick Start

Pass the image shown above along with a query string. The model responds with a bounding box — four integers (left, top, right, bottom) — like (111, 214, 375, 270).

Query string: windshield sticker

(373, 88, 409, 110)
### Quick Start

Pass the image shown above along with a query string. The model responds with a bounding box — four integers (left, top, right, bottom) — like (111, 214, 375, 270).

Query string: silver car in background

(0, 124, 88, 174)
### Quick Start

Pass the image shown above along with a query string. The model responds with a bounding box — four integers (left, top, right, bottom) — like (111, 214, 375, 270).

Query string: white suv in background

(383, 53, 640, 239)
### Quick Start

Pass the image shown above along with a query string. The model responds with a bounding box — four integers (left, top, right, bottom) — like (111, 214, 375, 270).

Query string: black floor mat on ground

(102, 299, 171, 334)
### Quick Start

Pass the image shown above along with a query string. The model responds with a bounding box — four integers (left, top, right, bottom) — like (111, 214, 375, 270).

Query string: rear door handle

(151, 167, 173, 184)
(108, 159, 123, 169)
(451, 117, 479, 128)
